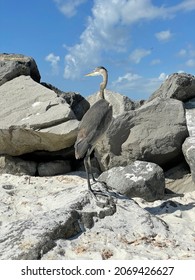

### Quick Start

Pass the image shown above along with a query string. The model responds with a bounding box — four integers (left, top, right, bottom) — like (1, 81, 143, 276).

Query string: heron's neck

(99, 71, 108, 99)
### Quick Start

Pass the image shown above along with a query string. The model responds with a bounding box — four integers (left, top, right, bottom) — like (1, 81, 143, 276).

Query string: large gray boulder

(0, 53, 41, 86)
(122, 98, 188, 165)
(95, 98, 188, 170)
(99, 161, 165, 201)
(148, 73, 195, 102)
(0, 75, 79, 156)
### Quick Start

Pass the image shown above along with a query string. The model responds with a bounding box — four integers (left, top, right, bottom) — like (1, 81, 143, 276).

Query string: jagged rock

(87, 90, 135, 117)
(41, 82, 90, 121)
(98, 161, 165, 201)
(38, 160, 71, 176)
(0, 155, 37, 176)
(182, 137, 195, 183)
(148, 73, 195, 102)
(0, 75, 79, 156)
(95, 98, 188, 170)
(0, 53, 41, 86)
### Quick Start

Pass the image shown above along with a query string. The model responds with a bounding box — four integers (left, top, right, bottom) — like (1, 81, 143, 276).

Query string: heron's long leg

(87, 155, 97, 183)
(84, 148, 111, 200)
(87, 151, 109, 192)
(84, 154, 92, 192)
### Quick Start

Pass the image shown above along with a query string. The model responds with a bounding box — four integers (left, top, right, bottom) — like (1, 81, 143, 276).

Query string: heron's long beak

(85, 70, 99, 77)
(85, 72, 94, 76)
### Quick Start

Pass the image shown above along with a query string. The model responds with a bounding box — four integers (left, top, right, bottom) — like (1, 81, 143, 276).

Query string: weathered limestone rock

(182, 137, 195, 183)
(95, 98, 188, 170)
(184, 97, 195, 137)
(148, 73, 195, 102)
(42, 198, 170, 260)
(182, 98, 195, 183)
(0, 53, 41, 86)
(0, 76, 79, 156)
(99, 161, 165, 201)
(0, 173, 195, 260)
(0, 173, 168, 259)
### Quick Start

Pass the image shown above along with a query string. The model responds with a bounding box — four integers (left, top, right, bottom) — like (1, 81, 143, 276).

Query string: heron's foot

(88, 181, 126, 202)
(88, 188, 98, 200)
(88, 188, 116, 208)
(88, 188, 109, 200)
(92, 179, 110, 191)
(89, 187, 129, 201)
(88, 184, 112, 202)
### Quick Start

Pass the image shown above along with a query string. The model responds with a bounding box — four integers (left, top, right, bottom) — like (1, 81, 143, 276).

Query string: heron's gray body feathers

(75, 99, 112, 159)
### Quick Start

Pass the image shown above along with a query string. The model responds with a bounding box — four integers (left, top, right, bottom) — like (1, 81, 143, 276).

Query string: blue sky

(1, 0, 195, 100)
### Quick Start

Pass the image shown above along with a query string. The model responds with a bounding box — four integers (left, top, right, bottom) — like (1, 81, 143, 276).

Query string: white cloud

(45, 53, 60, 75)
(177, 49, 187, 57)
(129, 48, 151, 64)
(53, 0, 87, 17)
(171, 0, 195, 12)
(111, 71, 169, 99)
(61, 0, 195, 79)
(111, 72, 142, 96)
(112, 72, 142, 86)
(151, 59, 161, 65)
(177, 45, 195, 66)
(158, 72, 167, 81)
(189, 48, 195, 57)
(177, 70, 185, 73)
(186, 59, 195, 67)
(155, 30, 172, 42)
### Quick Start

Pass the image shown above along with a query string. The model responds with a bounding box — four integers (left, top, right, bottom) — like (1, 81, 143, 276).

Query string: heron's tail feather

(74, 138, 90, 159)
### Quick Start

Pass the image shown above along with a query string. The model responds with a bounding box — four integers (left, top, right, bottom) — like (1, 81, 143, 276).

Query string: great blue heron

(74, 66, 112, 197)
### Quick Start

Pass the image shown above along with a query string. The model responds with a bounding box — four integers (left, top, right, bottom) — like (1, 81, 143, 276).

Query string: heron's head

(85, 66, 107, 77)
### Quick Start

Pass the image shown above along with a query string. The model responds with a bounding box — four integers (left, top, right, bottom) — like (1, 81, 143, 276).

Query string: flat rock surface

(0, 173, 194, 260)
(0, 76, 79, 155)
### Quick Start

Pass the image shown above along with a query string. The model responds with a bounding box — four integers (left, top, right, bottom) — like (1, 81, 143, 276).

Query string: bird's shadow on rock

(144, 199, 195, 216)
